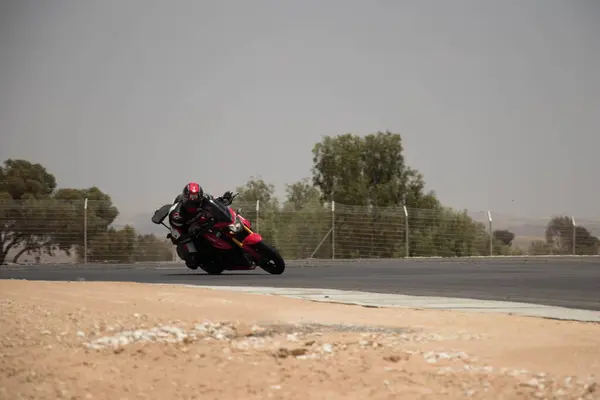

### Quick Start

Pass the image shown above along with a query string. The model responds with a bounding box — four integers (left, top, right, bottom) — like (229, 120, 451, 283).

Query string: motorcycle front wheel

(252, 242, 285, 275)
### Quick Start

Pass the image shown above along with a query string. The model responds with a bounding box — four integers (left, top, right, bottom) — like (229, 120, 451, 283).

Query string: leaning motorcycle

(151, 193, 285, 275)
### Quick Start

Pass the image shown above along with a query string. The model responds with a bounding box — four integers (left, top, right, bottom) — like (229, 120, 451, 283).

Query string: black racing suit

(167, 192, 233, 268)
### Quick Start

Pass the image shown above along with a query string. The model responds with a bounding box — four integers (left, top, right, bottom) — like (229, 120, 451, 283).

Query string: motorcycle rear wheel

(253, 242, 285, 275)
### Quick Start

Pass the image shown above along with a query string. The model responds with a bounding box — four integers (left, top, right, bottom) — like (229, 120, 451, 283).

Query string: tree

(278, 178, 330, 259)
(134, 233, 173, 262)
(529, 240, 551, 255)
(234, 177, 280, 246)
(308, 131, 492, 258)
(85, 226, 136, 263)
(53, 187, 119, 259)
(312, 133, 369, 205)
(545, 216, 599, 255)
(493, 229, 515, 246)
(82, 226, 173, 263)
(0, 159, 58, 264)
(1, 196, 72, 263)
(282, 178, 322, 211)
(311, 131, 438, 208)
(0, 158, 120, 264)
(310, 132, 405, 257)
(235, 177, 279, 208)
(0, 159, 57, 200)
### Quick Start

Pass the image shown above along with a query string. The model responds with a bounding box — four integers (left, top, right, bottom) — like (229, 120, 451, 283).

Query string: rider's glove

(189, 222, 203, 236)
(221, 191, 234, 204)
(189, 218, 212, 236)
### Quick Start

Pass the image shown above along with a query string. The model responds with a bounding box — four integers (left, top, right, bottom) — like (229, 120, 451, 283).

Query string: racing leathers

(167, 190, 234, 269)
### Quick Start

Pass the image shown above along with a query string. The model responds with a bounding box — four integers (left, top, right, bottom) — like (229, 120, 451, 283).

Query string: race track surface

(2, 258, 600, 311)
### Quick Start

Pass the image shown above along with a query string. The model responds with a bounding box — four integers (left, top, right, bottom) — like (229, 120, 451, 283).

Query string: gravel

(78, 320, 597, 399)
(84, 322, 237, 350)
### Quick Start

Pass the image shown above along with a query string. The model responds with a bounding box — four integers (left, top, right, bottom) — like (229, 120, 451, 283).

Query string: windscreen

(206, 199, 233, 223)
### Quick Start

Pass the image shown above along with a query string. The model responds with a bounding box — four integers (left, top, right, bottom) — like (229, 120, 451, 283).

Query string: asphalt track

(2, 257, 599, 311)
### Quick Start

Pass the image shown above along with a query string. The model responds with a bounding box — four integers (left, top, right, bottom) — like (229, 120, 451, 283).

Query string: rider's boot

(185, 257, 199, 270)
(178, 239, 200, 270)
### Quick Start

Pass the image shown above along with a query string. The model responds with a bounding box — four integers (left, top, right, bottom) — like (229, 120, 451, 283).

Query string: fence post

(256, 200, 260, 233)
(331, 201, 335, 259)
(487, 211, 493, 256)
(403, 205, 409, 258)
(84, 197, 88, 264)
(571, 216, 576, 255)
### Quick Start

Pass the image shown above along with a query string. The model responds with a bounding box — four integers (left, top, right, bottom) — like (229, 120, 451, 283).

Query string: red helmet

(181, 182, 204, 212)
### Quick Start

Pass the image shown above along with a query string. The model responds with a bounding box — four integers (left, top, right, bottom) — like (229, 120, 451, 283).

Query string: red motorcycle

(151, 193, 285, 275)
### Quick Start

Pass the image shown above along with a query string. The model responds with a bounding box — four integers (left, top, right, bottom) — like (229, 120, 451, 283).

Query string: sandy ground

(1, 280, 599, 400)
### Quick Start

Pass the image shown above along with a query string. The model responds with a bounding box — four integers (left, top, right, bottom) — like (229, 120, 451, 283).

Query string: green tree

(234, 177, 280, 246)
(134, 233, 173, 262)
(529, 240, 551, 255)
(235, 177, 279, 208)
(311, 131, 437, 208)
(278, 178, 331, 259)
(308, 131, 490, 258)
(0, 159, 120, 264)
(490, 229, 519, 256)
(405, 207, 490, 257)
(545, 216, 599, 255)
(311, 133, 369, 205)
(493, 229, 515, 246)
(53, 187, 119, 259)
(0, 159, 57, 200)
(0, 159, 58, 264)
(85, 226, 136, 263)
(310, 132, 406, 257)
(283, 178, 322, 211)
(82, 227, 173, 263)
(0, 196, 74, 263)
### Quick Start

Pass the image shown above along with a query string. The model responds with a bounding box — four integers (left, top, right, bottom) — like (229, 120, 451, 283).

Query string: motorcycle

(151, 193, 285, 275)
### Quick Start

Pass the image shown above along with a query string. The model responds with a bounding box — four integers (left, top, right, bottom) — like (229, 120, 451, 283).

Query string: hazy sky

(1, 0, 599, 224)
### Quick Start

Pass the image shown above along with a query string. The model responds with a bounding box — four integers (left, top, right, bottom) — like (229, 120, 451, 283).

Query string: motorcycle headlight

(229, 218, 242, 233)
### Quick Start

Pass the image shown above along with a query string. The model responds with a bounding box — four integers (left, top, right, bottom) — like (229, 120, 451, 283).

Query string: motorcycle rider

(167, 182, 234, 269)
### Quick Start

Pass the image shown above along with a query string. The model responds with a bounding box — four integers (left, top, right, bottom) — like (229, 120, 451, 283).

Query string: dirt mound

(1, 280, 598, 399)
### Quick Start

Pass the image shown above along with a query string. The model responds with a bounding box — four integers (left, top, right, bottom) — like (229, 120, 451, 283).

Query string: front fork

(225, 225, 263, 262)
